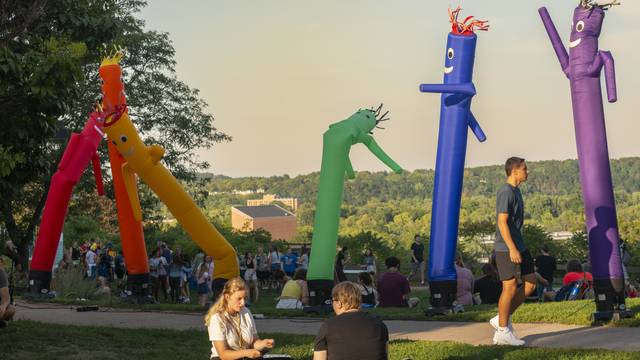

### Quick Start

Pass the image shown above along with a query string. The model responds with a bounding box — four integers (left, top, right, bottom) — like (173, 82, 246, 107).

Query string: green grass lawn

(28, 287, 640, 327)
(1, 320, 639, 360)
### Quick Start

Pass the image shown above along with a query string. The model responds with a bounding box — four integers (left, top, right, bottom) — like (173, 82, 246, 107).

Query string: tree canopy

(0, 0, 229, 267)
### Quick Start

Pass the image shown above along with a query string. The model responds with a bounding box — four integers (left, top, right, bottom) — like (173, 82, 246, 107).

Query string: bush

(50, 267, 101, 300)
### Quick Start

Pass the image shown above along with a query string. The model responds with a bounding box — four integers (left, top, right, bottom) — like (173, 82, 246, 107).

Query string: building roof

(233, 205, 295, 218)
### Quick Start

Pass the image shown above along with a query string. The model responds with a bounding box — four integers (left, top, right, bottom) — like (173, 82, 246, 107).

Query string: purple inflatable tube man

(539, 1, 631, 320)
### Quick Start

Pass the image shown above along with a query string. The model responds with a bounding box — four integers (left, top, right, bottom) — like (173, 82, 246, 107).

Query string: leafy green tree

(1, 0, 127, 266)
(63, 216, 110, 246)
(1, 1, 229, 268)
(458, 220, 495, 265)
(556, 231, 589, 264)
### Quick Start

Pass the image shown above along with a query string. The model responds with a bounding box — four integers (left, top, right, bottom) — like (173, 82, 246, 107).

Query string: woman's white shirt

(208, 307, 257, 358)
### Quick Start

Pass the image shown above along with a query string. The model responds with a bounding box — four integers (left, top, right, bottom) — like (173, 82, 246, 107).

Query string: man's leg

(509, 250, 537, 313)
(408, 262, 417, 280)
(510, 273, 536, 314)
(420, 261, 426, 285)
(499, 277, 518, 327)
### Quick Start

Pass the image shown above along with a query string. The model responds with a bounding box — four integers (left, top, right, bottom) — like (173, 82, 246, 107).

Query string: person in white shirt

(204, 277, 274, 359)
(86, 248, 97, 279)
(297, 248, 309, 270)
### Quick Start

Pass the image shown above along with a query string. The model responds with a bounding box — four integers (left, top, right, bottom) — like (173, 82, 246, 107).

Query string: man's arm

(313, 322, 329, 360)
(313, 351, 328, 360)
(497, 213, 521, 264)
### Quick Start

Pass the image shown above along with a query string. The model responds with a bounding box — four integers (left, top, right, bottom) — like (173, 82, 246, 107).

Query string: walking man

(491, 157, 536, 346)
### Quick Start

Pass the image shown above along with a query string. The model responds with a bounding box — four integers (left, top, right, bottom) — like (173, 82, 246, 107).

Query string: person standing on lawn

(490, 157, 536, 346)
(408, 235, 425, 285)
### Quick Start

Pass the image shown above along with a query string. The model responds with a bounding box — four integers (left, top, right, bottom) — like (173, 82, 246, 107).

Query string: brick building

(246, 194, 299, 212)
(231, 205, 297, 241)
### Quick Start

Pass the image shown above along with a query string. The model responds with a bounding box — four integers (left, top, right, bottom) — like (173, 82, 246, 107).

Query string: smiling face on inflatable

(569, 5, 604, 62)
(104, 108, 147, 164)
(442, 6, 486, 85)
(443, 33, 477, 85)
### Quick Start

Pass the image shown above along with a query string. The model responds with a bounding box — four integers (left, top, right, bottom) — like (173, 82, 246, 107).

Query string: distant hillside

(200, 157, 640, 206)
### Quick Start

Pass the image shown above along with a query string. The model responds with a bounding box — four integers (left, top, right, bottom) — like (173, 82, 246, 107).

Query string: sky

(140, 1, 640, 177)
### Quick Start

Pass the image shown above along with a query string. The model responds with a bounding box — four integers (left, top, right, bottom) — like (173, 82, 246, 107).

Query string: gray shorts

(411, 261, 424, 272)
(495, 249, 534, 281)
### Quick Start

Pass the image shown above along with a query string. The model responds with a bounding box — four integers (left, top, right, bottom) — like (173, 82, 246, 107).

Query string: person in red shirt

(562, 259, 593, 286)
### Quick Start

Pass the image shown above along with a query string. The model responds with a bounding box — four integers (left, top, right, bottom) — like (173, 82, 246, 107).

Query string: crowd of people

(57, 240, 201, 305)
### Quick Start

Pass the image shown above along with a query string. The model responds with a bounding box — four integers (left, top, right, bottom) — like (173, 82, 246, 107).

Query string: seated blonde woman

(276, 268, 309, 309)
(205, 277, 274, 360)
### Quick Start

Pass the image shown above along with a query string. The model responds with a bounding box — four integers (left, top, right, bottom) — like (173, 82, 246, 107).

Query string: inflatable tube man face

(569, 5, 605, 63)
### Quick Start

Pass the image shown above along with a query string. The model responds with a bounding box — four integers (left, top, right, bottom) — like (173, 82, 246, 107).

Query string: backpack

(555, 278, 589, 301)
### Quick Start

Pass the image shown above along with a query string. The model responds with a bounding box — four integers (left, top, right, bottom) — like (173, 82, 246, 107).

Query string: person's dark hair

(481, 263, 494, 275)
(358, 271, 373, 286)
(293, 268, 307, 281)
(541, 244, 550, 254)
(482, 263, 498, 282)
(273, 268, 286, 282)
(385, 256, 400, 269)
(414, 234, 420, 240)
(364, 249, 373, 257)
(566, 259, 583, 273)
(505, 157, 526, 176)
(341, 246, 348, 253)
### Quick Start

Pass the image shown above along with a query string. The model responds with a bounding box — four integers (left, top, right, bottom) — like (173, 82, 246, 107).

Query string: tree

(557, 231, 589, 263)
(458, 220, 495, 265)
(0, 1, 229, 268)
(522, 223, 554, 256)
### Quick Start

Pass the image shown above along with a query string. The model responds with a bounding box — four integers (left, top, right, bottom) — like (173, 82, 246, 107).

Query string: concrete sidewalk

(13, 301, 640, 352)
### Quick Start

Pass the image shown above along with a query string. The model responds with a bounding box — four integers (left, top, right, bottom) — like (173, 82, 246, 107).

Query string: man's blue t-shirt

(495, 183, 525, 252)
(282, 253, 298, 274)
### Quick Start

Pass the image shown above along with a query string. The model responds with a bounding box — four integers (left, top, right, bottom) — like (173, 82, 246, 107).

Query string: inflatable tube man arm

(358, 133, 403, 174)
(539, 7, 570, 77)
(591, 50, 617, 102)
(419, 83, 485, 142)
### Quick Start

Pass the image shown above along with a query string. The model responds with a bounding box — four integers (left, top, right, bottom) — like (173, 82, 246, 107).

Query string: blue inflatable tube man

(420, 7, 488, 313)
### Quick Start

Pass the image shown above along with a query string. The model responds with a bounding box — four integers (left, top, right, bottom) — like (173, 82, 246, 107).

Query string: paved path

(13, 301, 640, 352)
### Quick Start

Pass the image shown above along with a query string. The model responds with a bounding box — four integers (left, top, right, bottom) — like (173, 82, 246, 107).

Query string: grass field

(2, 321, 639, 360)
(34, 287, 640, 327)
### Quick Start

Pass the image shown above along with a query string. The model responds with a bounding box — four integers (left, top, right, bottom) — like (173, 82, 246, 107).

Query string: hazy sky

(140, 1, 640, 177)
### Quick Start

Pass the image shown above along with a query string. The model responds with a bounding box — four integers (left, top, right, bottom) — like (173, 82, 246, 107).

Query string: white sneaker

(490, 314, 514, 332)
(493, 328, 525, 346)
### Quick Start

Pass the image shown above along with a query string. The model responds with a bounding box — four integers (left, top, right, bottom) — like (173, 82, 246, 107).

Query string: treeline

(201, 158, 640, 203)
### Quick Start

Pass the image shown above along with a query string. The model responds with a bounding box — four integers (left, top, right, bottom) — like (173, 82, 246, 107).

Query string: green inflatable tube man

(307, 105, 403, 308)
